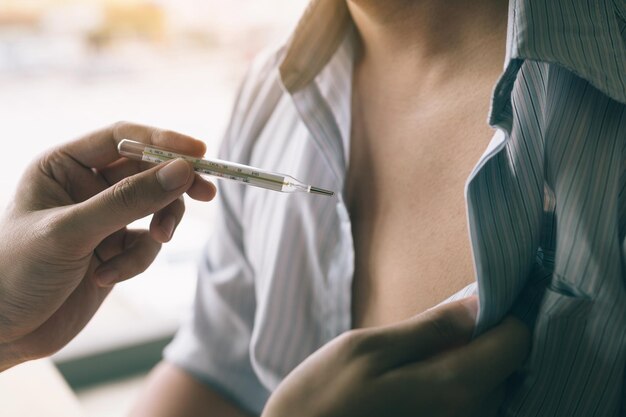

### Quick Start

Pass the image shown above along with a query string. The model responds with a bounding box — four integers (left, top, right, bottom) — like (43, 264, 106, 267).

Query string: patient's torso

(348, 69, 498, 329)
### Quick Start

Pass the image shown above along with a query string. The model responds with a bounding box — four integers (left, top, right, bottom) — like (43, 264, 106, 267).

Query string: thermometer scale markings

(142, 147, 287, 187)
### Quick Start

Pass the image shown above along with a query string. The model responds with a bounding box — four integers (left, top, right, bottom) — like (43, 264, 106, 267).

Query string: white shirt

(166, 0, 626, 415)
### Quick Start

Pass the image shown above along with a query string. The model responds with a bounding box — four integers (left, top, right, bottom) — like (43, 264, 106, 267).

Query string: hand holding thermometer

(118, 139, 335, 196)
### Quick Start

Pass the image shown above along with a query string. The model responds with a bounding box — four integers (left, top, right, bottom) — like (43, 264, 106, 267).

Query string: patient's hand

(0, 122, 215, 370)
(262, 297, 529, 417)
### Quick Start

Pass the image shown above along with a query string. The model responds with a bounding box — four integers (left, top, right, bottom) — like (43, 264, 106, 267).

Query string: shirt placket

(285, 77, 356, 340)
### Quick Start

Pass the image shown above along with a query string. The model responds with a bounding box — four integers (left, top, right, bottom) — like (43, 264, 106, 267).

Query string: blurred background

(0, 0, 307, 415)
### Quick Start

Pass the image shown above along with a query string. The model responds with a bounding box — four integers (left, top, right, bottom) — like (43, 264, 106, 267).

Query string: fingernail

(96, 268, 119, 287)
(160, 215, 176, 240)
(157, 158, 191, 191)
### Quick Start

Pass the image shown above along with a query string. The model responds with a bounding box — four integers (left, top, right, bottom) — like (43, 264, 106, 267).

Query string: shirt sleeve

(163, 48, 284, 415)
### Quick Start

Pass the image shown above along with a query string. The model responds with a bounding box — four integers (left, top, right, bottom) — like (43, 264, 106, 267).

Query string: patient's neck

(346, 0, 508, 85)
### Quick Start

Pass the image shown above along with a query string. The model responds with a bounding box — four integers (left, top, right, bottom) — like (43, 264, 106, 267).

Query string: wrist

(0, 226, 40, 344)
(0, 219, 20, 345)
(0, 263, 16, 345)
(0, 280, 26, 344)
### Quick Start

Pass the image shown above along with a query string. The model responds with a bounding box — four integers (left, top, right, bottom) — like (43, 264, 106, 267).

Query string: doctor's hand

(262, 297, 530, 417)
(0, 122, 215, 371)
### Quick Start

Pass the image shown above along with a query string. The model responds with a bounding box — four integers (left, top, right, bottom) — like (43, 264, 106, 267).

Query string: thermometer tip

(309, 186, 335, 197)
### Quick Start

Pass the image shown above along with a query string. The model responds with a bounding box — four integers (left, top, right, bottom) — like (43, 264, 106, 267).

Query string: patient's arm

(129, 362, 254, 417)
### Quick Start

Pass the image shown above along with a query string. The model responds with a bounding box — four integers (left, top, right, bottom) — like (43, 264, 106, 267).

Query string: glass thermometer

(118, 139, 334, 196)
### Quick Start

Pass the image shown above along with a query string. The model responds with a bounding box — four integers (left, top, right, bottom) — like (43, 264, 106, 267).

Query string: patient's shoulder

(233, 45, 286, 117)
(218, 44, 287, 160)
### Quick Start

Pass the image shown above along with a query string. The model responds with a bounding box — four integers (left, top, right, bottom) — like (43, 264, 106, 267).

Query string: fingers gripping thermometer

(118, 139, 334, 196)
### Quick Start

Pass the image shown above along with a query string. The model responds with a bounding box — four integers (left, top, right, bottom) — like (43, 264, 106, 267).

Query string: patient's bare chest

(348, 95, 493, 328)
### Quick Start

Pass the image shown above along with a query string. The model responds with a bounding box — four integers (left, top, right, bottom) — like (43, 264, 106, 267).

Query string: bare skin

(130, 363, 253, 417)
(348, 0, 508, 327)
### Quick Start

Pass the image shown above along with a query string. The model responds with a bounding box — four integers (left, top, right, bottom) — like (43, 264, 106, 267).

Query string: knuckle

(331, 330, 381, 377)
(112, 120, 141, 142)
(150, 127, 165, 144)
(337, 329, 377, 356)
(428, 309, 464, 341)
(336, 330, 365, 354)
(112, 120, 130, 135)
(37, 148, 59, 171)
(111, 177, 139, 211)
(37, 148, 69, 184)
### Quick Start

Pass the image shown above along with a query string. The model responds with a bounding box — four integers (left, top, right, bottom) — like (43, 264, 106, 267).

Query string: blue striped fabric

(165, 1, 626, 415)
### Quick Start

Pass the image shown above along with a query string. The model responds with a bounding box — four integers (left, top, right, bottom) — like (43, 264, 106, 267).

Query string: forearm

(130, 362, 255, 417)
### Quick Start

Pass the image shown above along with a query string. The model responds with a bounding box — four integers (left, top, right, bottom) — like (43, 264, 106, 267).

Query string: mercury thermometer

(118, 139, 334, 196)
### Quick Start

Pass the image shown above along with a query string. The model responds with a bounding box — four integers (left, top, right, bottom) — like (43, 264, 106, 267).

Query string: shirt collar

(279, 0, 626, 104)
(505, 0, 626, 104)
(279, 0, 351, 93)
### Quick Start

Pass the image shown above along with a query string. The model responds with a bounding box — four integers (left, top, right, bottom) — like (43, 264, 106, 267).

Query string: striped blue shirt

(165, 0, 626, 415)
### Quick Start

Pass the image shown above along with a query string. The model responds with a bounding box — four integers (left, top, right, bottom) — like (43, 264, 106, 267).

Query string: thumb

(72, 158, 194, 240)
(372, 297, 479, 369)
